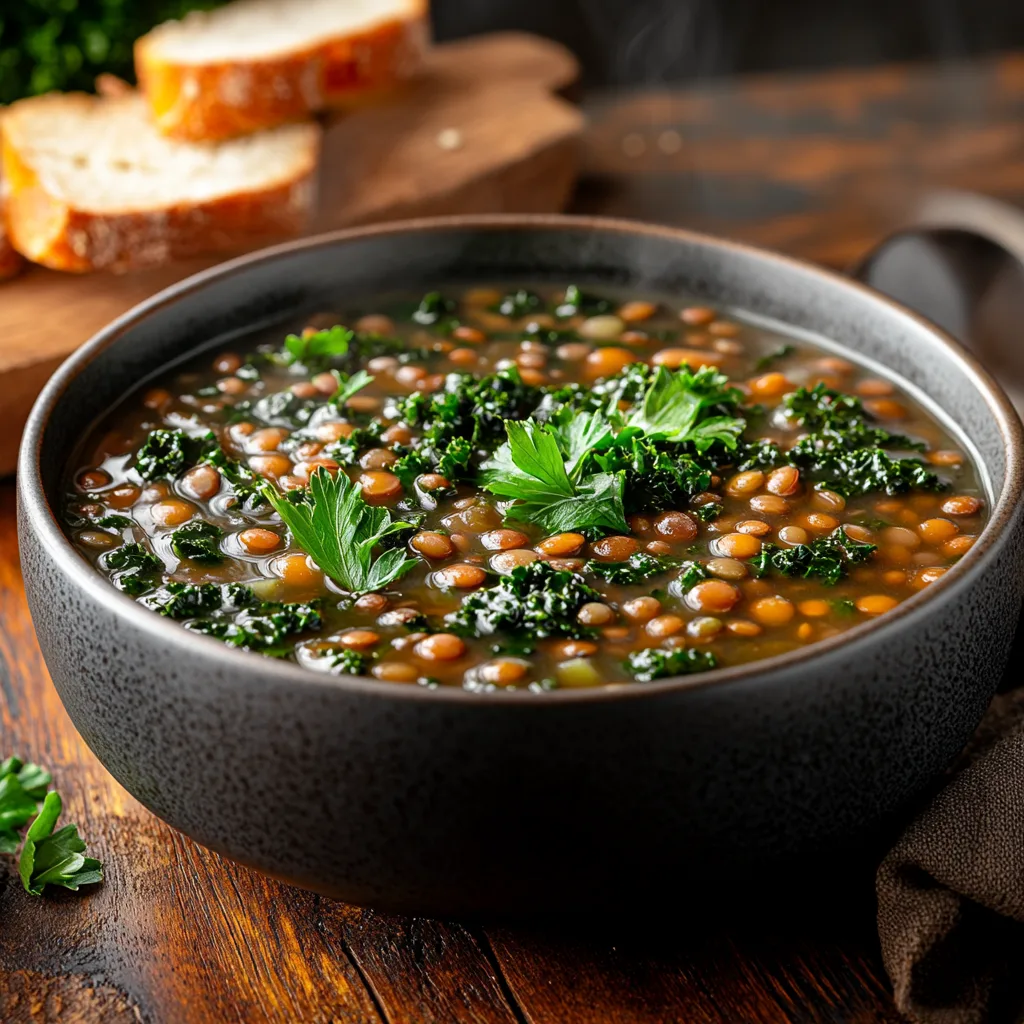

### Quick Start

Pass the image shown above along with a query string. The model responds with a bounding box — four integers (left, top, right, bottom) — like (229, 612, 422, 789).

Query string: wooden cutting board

(0, 32, 582, 476)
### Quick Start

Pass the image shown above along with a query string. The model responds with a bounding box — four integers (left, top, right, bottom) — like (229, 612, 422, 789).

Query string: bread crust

(136, 0, 429, 142)
(1, 99, 319, 273)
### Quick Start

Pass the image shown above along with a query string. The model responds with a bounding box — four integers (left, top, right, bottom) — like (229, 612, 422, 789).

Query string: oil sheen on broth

(63, 285, 988, 691)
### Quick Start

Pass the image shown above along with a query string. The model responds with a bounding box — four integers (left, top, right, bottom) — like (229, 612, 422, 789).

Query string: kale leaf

(141, 582, 225, 619)
(751, 527, 877, 585)
(625, 647, 718, 682)
(135, 429, 192, 480)
(330, 649, 369, 675)
(170, 520, 223, 563)
(188, 597, 321, 652)
(412, 291, 458, 328)
(445, 561, 602, 640)
(495, 289, 543, 318)
(586, 552, 678, 585)
(101, 543, 163, 595)
(554, 284, 613, 318)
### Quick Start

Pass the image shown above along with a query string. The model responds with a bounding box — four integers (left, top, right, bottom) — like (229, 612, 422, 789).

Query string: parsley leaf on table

(261, 469, 419, 595)
(0, 756, 52, 800)
(18, 791, 103, 896)
(0, 775, 39, 852)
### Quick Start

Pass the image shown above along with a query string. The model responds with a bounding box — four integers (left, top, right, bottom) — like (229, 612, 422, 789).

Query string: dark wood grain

(573, 53, 1024, 269)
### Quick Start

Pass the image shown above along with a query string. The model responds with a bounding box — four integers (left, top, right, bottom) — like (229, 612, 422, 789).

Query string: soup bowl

(17, 215, 1024, 916)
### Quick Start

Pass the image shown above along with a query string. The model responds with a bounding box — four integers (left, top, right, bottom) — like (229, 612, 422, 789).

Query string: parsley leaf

(0, 774, 39, 837)
(330, 369, 374, 409)
(282, 325, 353, 370)
(625, 366, 744, 449)
(480, 420, 629, 534)
(18, 791, 103, 896)
(261, 469, 419, 595)
(0, 756, 52, 800)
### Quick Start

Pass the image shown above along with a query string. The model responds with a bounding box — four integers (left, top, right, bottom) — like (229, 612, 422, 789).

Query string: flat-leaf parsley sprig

(0, 754, 102, 895)
(261, 468, 420, 595)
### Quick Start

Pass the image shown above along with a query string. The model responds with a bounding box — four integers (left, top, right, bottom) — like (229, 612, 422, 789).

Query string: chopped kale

(750, 527, 877, 585)
(782, 384, 923, 451)
(625, 647, 718, 682)
(445, 561, 602, 640)
(594, 437, 712, 515)
(197, 440, 263, 507)
(188, 597, 322, 652)
(586, 552, 677, 585)
(392, 436, 474, 487)
(832, 598, 858, 617)
(170, 520, 223, 563)
(691, 502, 723, 522)
(94, 514, 133, 529)
(668, 561, 709, 596)
(735, 439, 784, 472)
(135, 429, 191, 480)
(396, 367, 544, 452)
(330, 649, 369, 675)
(251, 390, 319, 428)
(141, 582, 224, 619)
(555, 284, 613, 318)
(495, 289, 542, 318)
(790, 445, 944, 497)
(754, 344, 795, 371)
(412, 291, 458, 328)
(322, 420, 384, 466)
(101, 543, 162, 595)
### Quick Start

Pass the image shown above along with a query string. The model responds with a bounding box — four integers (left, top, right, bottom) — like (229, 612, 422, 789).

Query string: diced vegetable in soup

(64, 286, 988, 690)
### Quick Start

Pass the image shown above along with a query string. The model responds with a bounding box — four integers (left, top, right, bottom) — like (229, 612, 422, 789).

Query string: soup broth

(63, 285, 988, 690)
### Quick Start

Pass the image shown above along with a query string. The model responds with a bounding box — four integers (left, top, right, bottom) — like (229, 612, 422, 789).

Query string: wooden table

(7, 52, 1024, 1023)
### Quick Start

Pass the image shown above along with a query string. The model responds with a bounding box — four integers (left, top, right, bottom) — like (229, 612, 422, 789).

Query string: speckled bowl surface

(17, 216, 1024, 916)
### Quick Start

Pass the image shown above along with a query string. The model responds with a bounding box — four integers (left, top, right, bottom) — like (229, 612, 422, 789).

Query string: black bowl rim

(19, 213, 1024, 705)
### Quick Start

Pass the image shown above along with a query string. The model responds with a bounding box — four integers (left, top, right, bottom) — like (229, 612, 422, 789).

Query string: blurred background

(5, 0, 1024, 100)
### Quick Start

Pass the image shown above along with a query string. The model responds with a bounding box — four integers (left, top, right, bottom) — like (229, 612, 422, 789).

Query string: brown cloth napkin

(877, 685, 1024, 1023)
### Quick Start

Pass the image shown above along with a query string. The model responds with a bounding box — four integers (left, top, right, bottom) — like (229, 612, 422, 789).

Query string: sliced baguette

(136, 0, 429, 142)
(1, 92, 320, 273)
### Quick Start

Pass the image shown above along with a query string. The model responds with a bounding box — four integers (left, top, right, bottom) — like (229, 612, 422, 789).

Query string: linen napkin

(876, 678, 1024, 1023)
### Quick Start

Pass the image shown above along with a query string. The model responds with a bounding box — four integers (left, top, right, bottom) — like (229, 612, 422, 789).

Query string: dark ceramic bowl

(18, 216, 1024, 917)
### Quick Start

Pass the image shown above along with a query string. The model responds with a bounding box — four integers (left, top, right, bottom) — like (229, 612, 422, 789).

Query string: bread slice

(1, 93, 320, 273)
(136, 0, 429, 142)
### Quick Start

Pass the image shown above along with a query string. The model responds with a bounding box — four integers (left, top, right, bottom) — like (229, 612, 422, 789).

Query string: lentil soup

(63, 285, 988, 691)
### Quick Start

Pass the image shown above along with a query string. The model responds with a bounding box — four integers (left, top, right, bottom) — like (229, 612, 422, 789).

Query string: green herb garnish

(751, 527, 877, 585)
(135, 428, 191, 480)
(170, 520, 223, 563)
(754, 344, 795, 371)
(586, 552, 677, 585)
(625, 647, 718, 681)
(261, 469, 419, 596)
(481, 419, 629, 535)
(101, 542, 162, 595)
(282, 325, 352, 370)
(446, 561, 602, 639)
(330, 369, 374, 409)
(19, 791, 103, 896)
